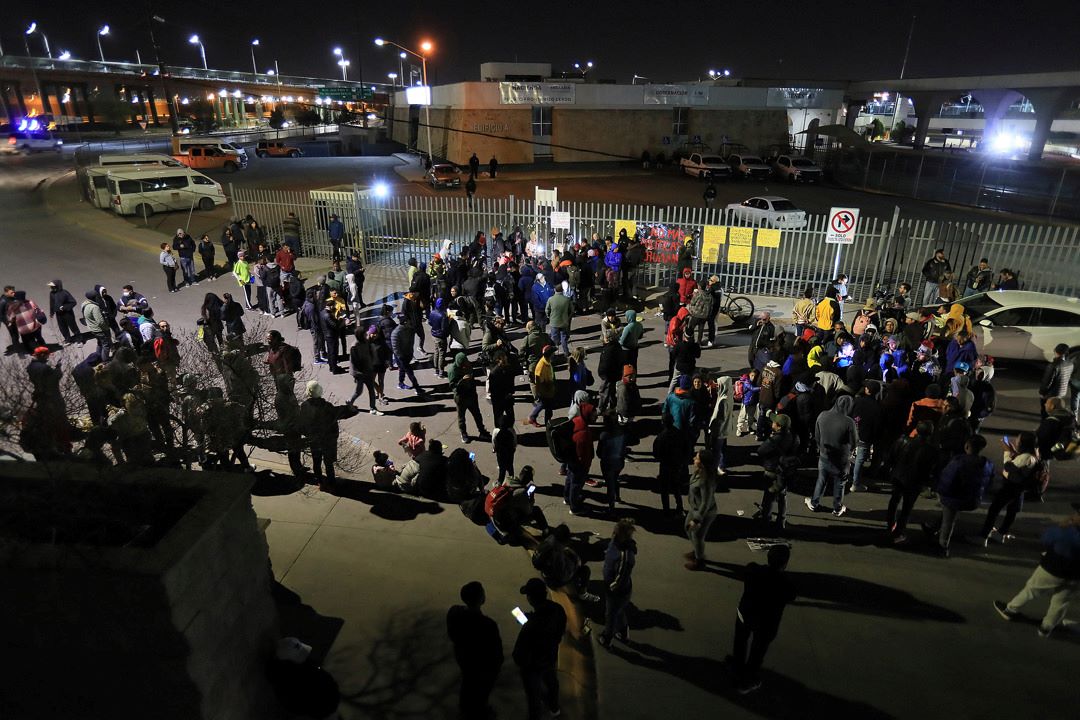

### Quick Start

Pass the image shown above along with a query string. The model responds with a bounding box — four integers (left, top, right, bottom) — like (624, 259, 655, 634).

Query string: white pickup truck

(680, 153, 732, 180)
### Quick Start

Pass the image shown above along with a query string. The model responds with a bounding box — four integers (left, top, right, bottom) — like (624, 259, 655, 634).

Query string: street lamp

(632, 74, 649, 85)
(387, 72, 398, 86)
(573, 60, 594, 78)
(26, 22, 52, 59)
(375, 37, 434, 159)
(337, 59, 350, 81)
(188, 34, 206, 70)
(97, 25, 110, 62)
(57, 50, 71, 61)
(250, 39, 259, 76)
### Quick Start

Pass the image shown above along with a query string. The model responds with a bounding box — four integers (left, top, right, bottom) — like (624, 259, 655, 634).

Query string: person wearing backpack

(923, 434, 994, 557)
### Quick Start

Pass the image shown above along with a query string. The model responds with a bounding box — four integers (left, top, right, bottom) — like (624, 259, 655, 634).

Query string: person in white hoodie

(709, 375, 735, 476)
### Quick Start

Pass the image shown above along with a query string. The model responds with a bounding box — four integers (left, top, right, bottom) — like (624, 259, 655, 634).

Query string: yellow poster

(729, 226, 754, 246)
(727, 244, 752, 264)
(757, 228, 781, 248)
(701, 225, 726, 263)
(615, 219, 637, 240)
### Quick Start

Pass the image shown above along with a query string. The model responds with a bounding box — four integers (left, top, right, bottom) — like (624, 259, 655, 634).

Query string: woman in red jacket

(566, 390, 597, 514)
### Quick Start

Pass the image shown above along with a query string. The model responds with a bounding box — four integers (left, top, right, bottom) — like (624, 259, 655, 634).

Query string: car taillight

(7, 137, 14, 145)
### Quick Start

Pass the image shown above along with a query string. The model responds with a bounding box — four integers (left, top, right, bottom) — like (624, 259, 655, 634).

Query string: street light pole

(375, 38, 435, 161)
(149, 13, 180, 134)
(250, 39, 259, 76)
(97, 25, 110, 63)
(188, 35, 207, 70)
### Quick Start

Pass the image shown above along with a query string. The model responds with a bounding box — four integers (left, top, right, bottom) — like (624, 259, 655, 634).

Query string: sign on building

(642, 85, 709, 105)
(826, 207, 859, 244)
(499, 83, 576, 105)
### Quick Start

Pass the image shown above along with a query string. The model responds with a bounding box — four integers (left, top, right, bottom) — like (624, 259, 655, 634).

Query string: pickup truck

(172, 146, 245, 172)
(680, 153, 732, 180)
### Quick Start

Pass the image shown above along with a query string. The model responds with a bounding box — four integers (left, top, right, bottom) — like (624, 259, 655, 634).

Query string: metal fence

(228, 185, 1080, 301)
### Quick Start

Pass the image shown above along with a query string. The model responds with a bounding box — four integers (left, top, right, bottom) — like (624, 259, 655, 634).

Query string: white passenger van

(86, 155, 188, 208)
(106, 166, 228, 218)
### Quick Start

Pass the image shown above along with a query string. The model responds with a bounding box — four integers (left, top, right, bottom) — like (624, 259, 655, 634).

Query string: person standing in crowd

(1040, 343, 1074, 418)
(392, 317, 426, 397)
(731, 544, 797, 695)
(806, 395, 857, 516)
(566, 390, 597, 514)
(994, 268, 1019, 290)
(197, 234, 217, 280)
(598, 518, 637, 649)
(80, 290, 112, 360)
(174, 228, 198, 288)
(447, 581, 503, 720)
(597, 412, 627, 510)
(756, 413, 798, 532)
(849, 381, 883, 492)
(994, 502, 1080, 638)
(232, 251, 253, 309)
(299, 381, 340, 489)
(527, 345, 556, 427)
(327, 213, 345, 262)
(221, 292, 246, 345)
(159, 243, 179, 293)
(685, 449, 719, 570)
(513, 578, 566, 720)
(925, 434, 994, 557)
(47, 280, 79, 345)
(545, 283, 573, 357)
(449, 352, 490, 443)
(347, 330, 384, 415)
(282, 212, 302, 257)
(963, 258, 993, 297)
(885, 421, 937, 544)
(921, 248, 952, 306)
(981, 431, 1041, 546)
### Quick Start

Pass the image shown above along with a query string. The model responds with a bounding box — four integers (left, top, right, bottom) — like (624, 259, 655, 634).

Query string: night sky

(3, 0, 1076, 86)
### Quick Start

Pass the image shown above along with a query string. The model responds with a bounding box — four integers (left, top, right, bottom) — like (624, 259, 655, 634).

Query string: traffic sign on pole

(826, 207, 859, 244)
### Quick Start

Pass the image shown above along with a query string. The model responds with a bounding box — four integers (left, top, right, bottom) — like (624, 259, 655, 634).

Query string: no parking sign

(826, 207, 859, 244)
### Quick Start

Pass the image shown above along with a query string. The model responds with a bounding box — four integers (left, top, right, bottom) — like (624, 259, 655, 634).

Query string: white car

(726, 196, 807, 229)
(680, 153, 732, 180)
(772, 154, 823, 183)
(952, 291, 1080, 362)
(5, 131, 63, 154)
(727, 153, 771, 180)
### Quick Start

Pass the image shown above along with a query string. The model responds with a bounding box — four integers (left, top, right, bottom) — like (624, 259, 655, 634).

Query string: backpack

(285, 344, 303, 373)
(546, 417, 576, 464)
(566, 264, 581, 289)
(298, 300, 314, 330)
(484, 484, 514, 518)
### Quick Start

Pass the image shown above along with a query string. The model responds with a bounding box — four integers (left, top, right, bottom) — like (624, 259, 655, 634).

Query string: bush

(268, 108, 285, 129)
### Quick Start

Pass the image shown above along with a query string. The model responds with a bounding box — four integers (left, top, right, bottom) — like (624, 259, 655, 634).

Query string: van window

(160, 176, 190, 190)
(117, 179, 143, 194)
(93, 175, 109, 189)
(192, 176, 215, 186)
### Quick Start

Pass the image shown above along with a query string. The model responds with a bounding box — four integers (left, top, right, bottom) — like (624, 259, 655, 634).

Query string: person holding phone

(513, 578, 567, 720)
(446, 581, 503, 720)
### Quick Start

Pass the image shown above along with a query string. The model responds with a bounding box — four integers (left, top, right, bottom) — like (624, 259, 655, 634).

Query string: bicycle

(718, 287, 755, 326)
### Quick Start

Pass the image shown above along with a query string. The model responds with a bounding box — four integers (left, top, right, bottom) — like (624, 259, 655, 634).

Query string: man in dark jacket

(921, 248, 952, 306)
(885, 421, 938, 543)
(756, 414, 798, 532)
(428, 298, 450, 378)
(806, 395, 858, 516)
(174, 228, 198, 287)
(597, 333, 626, 414)
(513, 578, 567, 720)
(327, 214, 345, 262)
(732, 544, 797, 695)
(391, 317, 425, 396)
(447, 581, 503, 719)
(849, 381, 883, 492)
(299, 381, 341, 488)
(994, 502, 1080, 637)
(925, 434, 993, 557)
(47, 279, 80, 344)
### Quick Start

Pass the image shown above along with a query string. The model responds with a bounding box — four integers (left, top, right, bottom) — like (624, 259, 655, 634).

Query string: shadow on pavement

(250, 470, 305, 497)
(708, 561, 965, 624)
(337, 607, 459, 719)
(607, 639, 898, 720)
(330, 478, 446, 520)
(271, 581, 345, 667)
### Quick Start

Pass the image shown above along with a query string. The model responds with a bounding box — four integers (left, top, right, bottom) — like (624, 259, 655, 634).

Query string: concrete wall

(687, 108, 790, 155)
(446, 108, 533, 165)
(0, 465, 279, 720)
(552, 109, 671, 162)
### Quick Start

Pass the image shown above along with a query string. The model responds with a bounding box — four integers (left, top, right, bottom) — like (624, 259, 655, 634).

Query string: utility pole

(891, 15, 916, 137)
(147, 3, 180, 134)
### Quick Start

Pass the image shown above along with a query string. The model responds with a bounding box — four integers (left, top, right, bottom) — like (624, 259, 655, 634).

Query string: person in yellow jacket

(526, 345, 556, 426)
(815, 286, 841, 332)
(232, 251, 252, 309)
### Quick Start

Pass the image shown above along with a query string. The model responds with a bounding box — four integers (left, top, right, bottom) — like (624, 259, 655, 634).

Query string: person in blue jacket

(530, 275, 554, 333)
(428, 298, 450, 378)
(924, 434, 994, 557)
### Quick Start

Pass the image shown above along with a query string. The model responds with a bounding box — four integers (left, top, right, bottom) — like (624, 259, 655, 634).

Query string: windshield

(770, 200, 798, 211)
(792, 159, 815, 167)
(702, 156, 725, 164)
(954, 294, 1002, 320)
(435, 165, 459, 174)
(744, 156, 764, 165)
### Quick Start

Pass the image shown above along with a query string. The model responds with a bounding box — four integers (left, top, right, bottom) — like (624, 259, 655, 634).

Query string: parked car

(427, 163, 462, 188)
(947, 291, 1080, 362)
(725, 196, 807, 229)
(4, 131, 63, 154)
(680, 153, 732, 180)
(256, 140, 302, 158)
(772, 154, 823, 183)
(727, 153, 771, 180)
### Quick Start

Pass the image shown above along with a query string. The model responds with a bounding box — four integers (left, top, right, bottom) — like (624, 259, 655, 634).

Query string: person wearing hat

(513, 576, 567, 720)
(327, 213, 345, 262)
(994, 502, 1080, 637)
(756, 413, 798, 532)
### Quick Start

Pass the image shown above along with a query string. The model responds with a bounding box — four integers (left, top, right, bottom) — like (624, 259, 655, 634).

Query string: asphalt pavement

(3, 150, 1080, 720)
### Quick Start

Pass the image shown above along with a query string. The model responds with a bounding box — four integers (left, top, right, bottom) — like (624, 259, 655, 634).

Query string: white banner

(642, 85, 709, 105)
(550, 211, 571, 230)
(499, 82, 576, 105)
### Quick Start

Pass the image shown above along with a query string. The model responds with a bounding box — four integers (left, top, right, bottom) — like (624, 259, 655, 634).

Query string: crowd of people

(5, 223, 1080, 711)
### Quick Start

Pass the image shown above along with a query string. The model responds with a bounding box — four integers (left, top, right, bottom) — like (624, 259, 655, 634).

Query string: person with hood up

(709, 375, 735, 475)
(675, 267, 698, 305)
(220, 292, 246, 345)
(616, 364, 640, 425)
(47, 280, 80, 344)
(805, 394, 858, 516)
(566, 390, 597, 514)
(597, 412, 628, 509)
(80, 290, 112, 360)
(428, 297, 451, 378)
(449, 352, 490, 443)
(618, 309, 644, 368)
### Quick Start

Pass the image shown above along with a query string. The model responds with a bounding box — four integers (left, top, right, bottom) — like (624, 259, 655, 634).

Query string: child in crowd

(397, 421, 427, 459)
(737, 370, 761, 437)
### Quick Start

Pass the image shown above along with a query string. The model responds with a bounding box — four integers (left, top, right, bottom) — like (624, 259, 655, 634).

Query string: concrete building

(388, 63, 844, 165)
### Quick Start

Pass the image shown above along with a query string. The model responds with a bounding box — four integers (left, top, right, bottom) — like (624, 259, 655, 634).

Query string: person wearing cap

(173, 228, 197, 287)
(447, 581, 503, 719)
(43, 279, 78, 345)
(513, 576, 567, 720)
(1039, 343, 1075, 418)
(994, 502, 1080, 637)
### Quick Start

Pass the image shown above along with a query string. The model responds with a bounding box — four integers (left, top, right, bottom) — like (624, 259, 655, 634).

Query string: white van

(173, 138, 248, 166)
(106, 166, 228, 218)
(97, 153, 186, 168)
